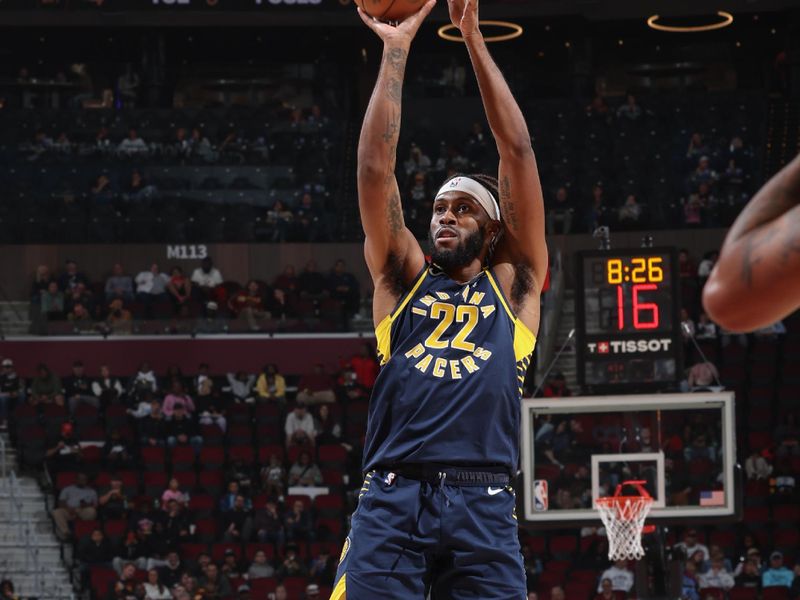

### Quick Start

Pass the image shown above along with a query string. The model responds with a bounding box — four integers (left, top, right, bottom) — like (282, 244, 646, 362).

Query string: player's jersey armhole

(375, 266, 429, 366)
(486, 268, 537, 362)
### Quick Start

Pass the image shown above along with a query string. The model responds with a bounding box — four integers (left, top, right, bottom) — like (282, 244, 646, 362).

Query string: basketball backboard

(519, 392, 740, 527)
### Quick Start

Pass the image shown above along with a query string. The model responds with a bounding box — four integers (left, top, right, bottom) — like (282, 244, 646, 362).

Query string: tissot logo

(587, 339, 673, 354)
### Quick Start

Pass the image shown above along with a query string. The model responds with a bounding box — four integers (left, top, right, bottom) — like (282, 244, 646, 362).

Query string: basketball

(355, 0, 427, 22)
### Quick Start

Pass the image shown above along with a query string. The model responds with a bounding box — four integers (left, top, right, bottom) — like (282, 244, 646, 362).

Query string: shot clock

(575, 248, 683, 392)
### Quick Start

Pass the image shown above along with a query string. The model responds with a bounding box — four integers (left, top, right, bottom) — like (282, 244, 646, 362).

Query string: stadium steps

(764, 98, 800, 177)
(550, 289, 578, 391)
(0, 301, 31, 336)
(0, 432, 75, 599)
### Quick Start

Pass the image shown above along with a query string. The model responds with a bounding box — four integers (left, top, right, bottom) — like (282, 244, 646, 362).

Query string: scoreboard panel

(575, 247, 683, 393)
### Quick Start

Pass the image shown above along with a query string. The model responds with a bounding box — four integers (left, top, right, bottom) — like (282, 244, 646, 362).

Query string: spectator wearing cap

(285, 402, 315, 449)
(675, 529, 710, 562)
(45, 422, 82, 473)
(0, 358, 24, 429)
(221, 548, 242, 579)
(64, 360, 97, 414)
(247, 549, 276, 579)
(256, 364, 286, 403)
(57, 259, 90, 293)
(304, 583, 320, 600)
(105, 263, 134, 304)
(50, 472, 97, 540)
(763, 552, 794, 588)
(163, 380, 196, 417)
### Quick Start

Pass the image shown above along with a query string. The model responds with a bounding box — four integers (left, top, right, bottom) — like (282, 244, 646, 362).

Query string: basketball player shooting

(703, 152, 800, 331)
(331, 0, 547, 598)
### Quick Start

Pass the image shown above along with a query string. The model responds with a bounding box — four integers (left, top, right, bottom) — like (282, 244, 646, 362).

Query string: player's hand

(447, 0, 479, 37)
(358, 0, 436, 46)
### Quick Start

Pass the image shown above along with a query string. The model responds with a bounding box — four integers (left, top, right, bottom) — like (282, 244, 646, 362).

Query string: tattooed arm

(703, 153, 800, 331)
(357, 3, 433, 325)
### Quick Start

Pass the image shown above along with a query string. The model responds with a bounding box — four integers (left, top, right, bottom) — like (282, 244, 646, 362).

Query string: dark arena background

(0, 1, 799, 599)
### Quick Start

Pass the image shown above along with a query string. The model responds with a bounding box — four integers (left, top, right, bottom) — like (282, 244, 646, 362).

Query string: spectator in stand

(790, 564, 800, 599)
(105, 299, 133, 335)
(31, 363, 64, 405)
(256, 364, 286, 403)
(112, 519, 165, 574)
(285, 402, 315, 448)
(273, 265, 299, 300)
(93, 365, 124, 406)
(255, 498, 285, 545)
(763, 552, 794, 589)
(546, 186, 575, 235)
(220, 494, 253, 542)
(111, 562, 138, 599)
(350, 343, 379, 390)
(190, 257, 224, 304)
(689, 156, 718, 190)
(40, 281, 65, 319)
(46, 422, 82, 472)
(745, 449, 773, 480)
(305, 583, 321, 600)
(221, 549, 243, 580)
(594, 578, 614, 600)
(597, 560, 634, 594)
(247, 549, 275, 579)
(309, 546, 336, 586)
(135, 264, 169, 313)
(735, 556, 763, 589)
(51, 472, 97, 541)
(104, 429, 134, 470)
(130, 362, 158, 396)
(67, 302, 95, 331)
(98, 474, 127, 519)
(31, 265, 55, 302)
(89, 174, 115, 205)
(296, 364, 336, 405)
(264, 200, 294, 242)
(64, 282, 94, 317)
(277, 544, 308, 577)
(284, 499, 313, 542)
(775, 413, 800, 458)
(123, 169, 157, 202)
(143, 569, 171, 600)
(699, 556, 735, 592)
(676, 529, 710, 562)
(228, 280, 268, 330)
(686, 133, 710, 165)
(549, 586, 565, 600)
(297, 260, 327, 300)
(139, 399, 168, 447)
(163, 380, 195, 417)
(166, 402, 202, 453)
(314, 404, 342, 445)
(682, 561, 701, 600)
(616, 93, 643, 121)
(617, 194, 643, 229)
(166, 266, 192, 313)
(585, 183, 609, 233)
(58, 259, 90, 293)
(118, 128, 149, 157)
(105, 264, 134, 303)
(288, 450, 323, 487)
(270, 584, 289, 600)
(697, 251, 718, 288)
(260, 455, 286, 500)
(161, 499, 193, 548)
(225, 371, 256, 404)
(328, 259, 360, 317)
(78, 528, 114, 586)
(219, 481, 249, 511)
(161, 478, 188, 509)
(198, 563, 232, 598)
(543, 372, 571, 398)
(686, 361, 719, 391)
(404, 143, 432, 177)
(695, 313, 717, 340)
(157, 552, 183, 589)
(684, 431, 716, 462)
(0, 358, 24, 429)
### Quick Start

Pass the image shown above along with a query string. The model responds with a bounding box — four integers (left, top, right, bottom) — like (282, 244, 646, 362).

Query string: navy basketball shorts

(330, 468, 527, 600)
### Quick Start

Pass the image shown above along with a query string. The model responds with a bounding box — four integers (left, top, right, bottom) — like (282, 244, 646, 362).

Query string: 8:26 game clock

(575, 247, 683, 393)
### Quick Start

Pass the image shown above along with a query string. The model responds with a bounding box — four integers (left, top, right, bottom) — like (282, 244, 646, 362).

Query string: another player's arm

(357, 4, 433, 323)
(451, 0, 547, 283)
(703, 153, 800, 331)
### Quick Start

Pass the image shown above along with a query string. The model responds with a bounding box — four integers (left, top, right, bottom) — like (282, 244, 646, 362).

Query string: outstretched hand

(358, 0, 436, 46)
(447, 0, 479, 38)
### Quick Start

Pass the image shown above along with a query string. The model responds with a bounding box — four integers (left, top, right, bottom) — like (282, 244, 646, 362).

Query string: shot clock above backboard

(576, 248, 683, 393)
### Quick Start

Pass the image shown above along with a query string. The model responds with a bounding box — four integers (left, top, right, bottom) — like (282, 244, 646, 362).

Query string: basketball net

(596, 480, 654, 561)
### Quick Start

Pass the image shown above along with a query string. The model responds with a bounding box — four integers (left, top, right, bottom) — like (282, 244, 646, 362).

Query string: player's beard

(429, 227, 485, 271)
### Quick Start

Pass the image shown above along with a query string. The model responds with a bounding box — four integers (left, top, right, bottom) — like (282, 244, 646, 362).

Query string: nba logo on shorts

(533, 480, 548, 511)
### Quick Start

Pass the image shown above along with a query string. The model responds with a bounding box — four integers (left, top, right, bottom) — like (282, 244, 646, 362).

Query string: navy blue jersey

(363, 264, 536, 472)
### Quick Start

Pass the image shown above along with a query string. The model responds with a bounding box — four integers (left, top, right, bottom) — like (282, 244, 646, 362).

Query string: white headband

(434, 177, 501, 221)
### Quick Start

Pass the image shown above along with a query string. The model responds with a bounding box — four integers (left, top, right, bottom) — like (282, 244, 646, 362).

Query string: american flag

(699, 490, 725, 506)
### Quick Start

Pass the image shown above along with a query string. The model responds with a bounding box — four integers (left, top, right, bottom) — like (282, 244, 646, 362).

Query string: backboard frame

(517, 391, 741, 529)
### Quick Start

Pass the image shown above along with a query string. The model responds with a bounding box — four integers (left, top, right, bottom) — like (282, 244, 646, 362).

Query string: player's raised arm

(450, 0, 547, 282)
(356, 3, 433, 312)
(703, 153, 800, 331)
